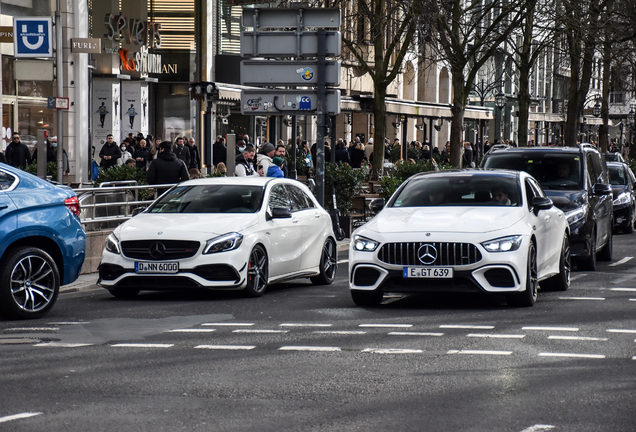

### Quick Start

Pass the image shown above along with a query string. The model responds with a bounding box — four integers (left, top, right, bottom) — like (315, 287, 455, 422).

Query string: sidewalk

(61, 238, 351, 294)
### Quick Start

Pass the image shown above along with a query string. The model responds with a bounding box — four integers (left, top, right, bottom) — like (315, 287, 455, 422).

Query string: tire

(578, 229, 597, 271)
(0, 246, 60, 320)
(310, 238, 337, 285)
(351, 289, 383, 306)
(108, 288, 140, 299)
(541, 234, 570, 292)
(507, 241, 538, 307)
(243, 245, 268, 297)
(597, 228, 613, 261)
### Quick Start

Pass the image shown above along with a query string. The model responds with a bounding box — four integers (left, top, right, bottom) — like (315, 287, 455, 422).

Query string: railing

(73, 181, 175, 231)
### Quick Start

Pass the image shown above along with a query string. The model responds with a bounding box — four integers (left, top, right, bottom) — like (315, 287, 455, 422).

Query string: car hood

(611, 185, 629, 199)
(544, 190, 586, 212)
(362, 206, 526, 234)
(114, 213, 260, 240)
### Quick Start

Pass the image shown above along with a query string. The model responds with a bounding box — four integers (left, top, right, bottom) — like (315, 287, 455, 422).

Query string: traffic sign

(241, 60, 341, 87)
(13, 17, 53, 58)
(241, 89, 341, 116)
(242, 8, 341, 29)
(241, 31, 341, 57)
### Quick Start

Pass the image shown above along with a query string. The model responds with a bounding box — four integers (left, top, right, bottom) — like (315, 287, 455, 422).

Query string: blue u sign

(14, 17, 53, 58)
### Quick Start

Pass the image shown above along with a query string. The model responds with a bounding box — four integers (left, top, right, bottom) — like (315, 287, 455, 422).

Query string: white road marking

(523, 326, 578, 332)
(337, 259, 349, 264)
(610, 288, 636, 292)
(232, 329, 288, 334)
(201, 323, 254, 326)
(558, 297, 605, 301)
(569, 273, 587, 281)
(611, 276, 635, 285)
(630, 299, 636, 302)
(4, 327, 59, 332)
(448, 350, 512, 355)
(34, 342, 94, 347)
(110, 343, 173, 348)
(519, 425, 555, 432)
(607, 329, 636, 334)
(168, 329, 216, 333)
(279, 346, 341, 352)
(47, 322, 89, 325)
(359, 324, 413, 328)
(0, 412, 42, 424)
(440, 325, 495, 329)
(279, 323, 332, 327)
(467, 333, 525, 339)
(362, 348, 423, 354)
(313, 331, 367, 335)
(548, 336, 608, 341)
(389, 332, 444, 337)
(195, 345, 255, 350)
(609, 257, 633, 266)
(538, 352, 605, 359)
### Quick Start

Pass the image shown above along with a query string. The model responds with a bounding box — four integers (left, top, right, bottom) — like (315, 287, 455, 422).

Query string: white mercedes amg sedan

(98, 177, 337, 298)
(349, 170, 570, 307)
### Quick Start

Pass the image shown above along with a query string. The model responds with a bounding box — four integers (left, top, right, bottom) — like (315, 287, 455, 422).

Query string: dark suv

(482, 146, 613, 270)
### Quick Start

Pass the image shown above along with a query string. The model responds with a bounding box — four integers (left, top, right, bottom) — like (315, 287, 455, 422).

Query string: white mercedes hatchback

(349, 170, 570, 307)
(98, 177, 337, 298)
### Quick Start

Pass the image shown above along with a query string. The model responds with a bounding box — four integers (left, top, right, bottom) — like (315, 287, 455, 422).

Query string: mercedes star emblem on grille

(417, 244, 437, 265)
(149, 242, 166, 259)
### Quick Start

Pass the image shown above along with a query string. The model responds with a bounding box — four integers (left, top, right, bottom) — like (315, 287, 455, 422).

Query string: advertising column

(93, 78, 121, 152)
(121, 81, 148, 141)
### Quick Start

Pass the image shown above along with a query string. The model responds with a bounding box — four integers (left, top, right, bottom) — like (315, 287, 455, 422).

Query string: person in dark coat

(213, 135, 227, 167)
(173, 136, 191, 168)
(99, 134, 121, 170)
(187, 137, 200, 170)
(335, 141, 351, 165)
(5, 132, 32, 168)
(350, 141, 366, 168)
(134, 139, 152, 170)
(146, 141, 189, 195)
(32, 137, 56, 164)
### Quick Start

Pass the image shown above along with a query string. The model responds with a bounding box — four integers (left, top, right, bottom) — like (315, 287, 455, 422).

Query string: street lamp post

(471, 79, 505, 158)
(494, 89, 507, 142)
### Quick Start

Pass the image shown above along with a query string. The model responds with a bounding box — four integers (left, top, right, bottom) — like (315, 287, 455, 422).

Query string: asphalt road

(0, 237, 635, 431)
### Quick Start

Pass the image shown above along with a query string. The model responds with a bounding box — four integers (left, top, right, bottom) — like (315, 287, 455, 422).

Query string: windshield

(484, 153, 583, 190)
(149, 185, 264, 213)
(391, 175, 521, 207)
(608, 165, 627, 186)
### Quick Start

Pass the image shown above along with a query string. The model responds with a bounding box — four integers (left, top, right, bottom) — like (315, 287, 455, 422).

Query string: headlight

(203, 232, 243, 254)
(565, 206, 587, 226)
(352, 235, 380, 252)
(481, 235, 523, 252)
(613, 192, 630, 206)
(105, 233, 121, 254)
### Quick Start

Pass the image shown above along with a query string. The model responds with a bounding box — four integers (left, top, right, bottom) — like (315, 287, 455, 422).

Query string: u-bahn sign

(241, 89, 341, 116)
(241, 60, 341, 87)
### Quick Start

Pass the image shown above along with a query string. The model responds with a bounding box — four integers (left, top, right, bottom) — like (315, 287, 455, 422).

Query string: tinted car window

(268, 184, 291, 210)
(149, 185, 264, 213)
(0, 171, 17, 190)
(391, 175, 521, 207)
(608, 165, 628, 185)
(286, 184, 314, 211)
(484, 153, 583, 190)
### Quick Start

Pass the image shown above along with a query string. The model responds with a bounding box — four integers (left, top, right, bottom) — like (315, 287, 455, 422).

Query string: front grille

(484, 269, 515, 287)
(191, 264, 240, 282)
(99, 263, 126, 280)
(378, 242, 482, 266)
(353, 267, 381, 286)
(121, 240, 201, 260)
(114, 276, 201, 289)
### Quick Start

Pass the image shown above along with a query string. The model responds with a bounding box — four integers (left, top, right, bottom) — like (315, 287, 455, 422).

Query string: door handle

(292, 219, 299, 223)
(315, 212, 321, 218)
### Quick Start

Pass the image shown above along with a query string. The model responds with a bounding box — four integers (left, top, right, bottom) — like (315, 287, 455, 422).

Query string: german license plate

(403, 267, 453, 278)
(135, 261, 179, 274)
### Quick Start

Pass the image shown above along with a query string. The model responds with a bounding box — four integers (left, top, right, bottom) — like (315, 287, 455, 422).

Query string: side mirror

(132, 206, 147, 216)
(270, 207, 292, 219)
(593, 183, 612, 196)
(368, 198, 385, 213)
(531, 196, 553, 215)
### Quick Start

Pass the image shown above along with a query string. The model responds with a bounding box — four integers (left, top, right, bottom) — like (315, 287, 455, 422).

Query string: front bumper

(613, 203, 633, 228)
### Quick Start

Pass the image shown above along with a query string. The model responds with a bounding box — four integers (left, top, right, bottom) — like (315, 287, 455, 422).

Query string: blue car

(0, 164, 86, 319)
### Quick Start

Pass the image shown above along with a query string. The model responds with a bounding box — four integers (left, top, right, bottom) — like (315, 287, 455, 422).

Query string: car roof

(606, 161, 627, 168)
(179, 176, 297, 187)
(486, 146, 584, 154)
(411, 169, 523, 180)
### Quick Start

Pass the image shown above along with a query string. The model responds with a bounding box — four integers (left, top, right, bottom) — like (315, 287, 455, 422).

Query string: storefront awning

(528, 113, 566, 123)
(584, 116, 614, 126)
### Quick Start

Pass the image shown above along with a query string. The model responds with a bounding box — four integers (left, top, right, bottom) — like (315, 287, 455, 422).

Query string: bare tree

(429, 0, 525, 167)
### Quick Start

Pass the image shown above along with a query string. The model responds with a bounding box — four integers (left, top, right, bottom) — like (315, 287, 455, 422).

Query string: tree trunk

(599, 22, 612, 152)
(372, 83, 388, 177)
(450, 70, 466, 167)
(518, 62, 531, 147)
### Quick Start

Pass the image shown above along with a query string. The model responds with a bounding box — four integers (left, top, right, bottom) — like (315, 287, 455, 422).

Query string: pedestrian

(256, 142, 276, 176)
(51, 136, 70, 176)
(462, 142, 474, 168)
(151, 137, 161, 160)
(31, 134, 56, 165)
(117, 142, 133, 166)
(274, 143, 288, 177)
(235, 146, 260, 176)
(213, 135, 227, 167)
(267, 156, 285, 178)
(350, 140, 366, 168)
(5, 132, 32, 169)
(189, 168, 201, 179)
(235, 139, 246, 156)
(99, 134, 121, 170)
(134, 139, 151, 170)
(146, 141, 190, 195)
(335, 141, 351, 165)
(214, 162, 227, 176)
(187, 137, 200, 170)
(364, 138, 374, 161)
(173, 136, 191, 168)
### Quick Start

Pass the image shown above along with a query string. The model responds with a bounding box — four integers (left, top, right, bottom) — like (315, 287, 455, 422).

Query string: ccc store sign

(13, 17, 53, 58)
